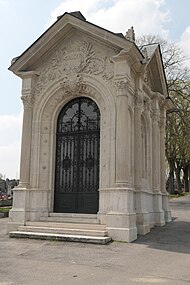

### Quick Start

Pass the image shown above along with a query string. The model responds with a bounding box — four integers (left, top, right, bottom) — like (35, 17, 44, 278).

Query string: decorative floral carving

(134, 93, 143, 109)
(115, 79, 128, 90)
(143, 97, 151, 111)
(35, 36, 115, 97)
(144, 67, 151, 87)
(21, 94, 34, 108)
(115, 78, 129, 97)
(150, 110, 160, 123)
(159, 116, 165, 130)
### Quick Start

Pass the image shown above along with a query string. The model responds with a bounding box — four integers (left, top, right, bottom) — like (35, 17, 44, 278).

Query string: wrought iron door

(54, 97, 100, 213)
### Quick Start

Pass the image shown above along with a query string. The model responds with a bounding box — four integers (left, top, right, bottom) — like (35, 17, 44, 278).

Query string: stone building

(8, 11, 171, 242)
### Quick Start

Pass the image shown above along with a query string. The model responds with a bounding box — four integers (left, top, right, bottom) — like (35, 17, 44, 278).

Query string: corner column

(160, 106, 171, 222)
(115, 80, 129, 185)
(134, 92, 143, 189)
(8, 72, 38, 232)
(134, 92, 150, 235)
(151, 97, 165, 226)
(106, 79, 137, 242)
(19, 77, 35, 188)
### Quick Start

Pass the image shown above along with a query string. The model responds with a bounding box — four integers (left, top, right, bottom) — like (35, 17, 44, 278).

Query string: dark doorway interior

(54, 97, 100, 214)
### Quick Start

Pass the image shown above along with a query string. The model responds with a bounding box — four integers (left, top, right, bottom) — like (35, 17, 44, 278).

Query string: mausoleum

(8, 11, 171, 243)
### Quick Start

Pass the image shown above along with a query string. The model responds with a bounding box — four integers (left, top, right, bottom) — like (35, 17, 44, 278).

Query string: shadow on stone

(134, 219, 190, 254)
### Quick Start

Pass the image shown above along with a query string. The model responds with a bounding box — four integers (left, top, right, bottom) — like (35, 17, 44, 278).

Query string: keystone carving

(60, 74, 85, 95)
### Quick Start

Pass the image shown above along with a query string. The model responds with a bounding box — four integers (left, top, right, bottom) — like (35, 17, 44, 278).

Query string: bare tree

(137, 35, 190, 194)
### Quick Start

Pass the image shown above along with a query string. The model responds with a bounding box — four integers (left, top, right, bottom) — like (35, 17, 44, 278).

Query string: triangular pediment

(9, 12, 140, 75)
(142, 44, 168, 96)
(30, 29, 120, 94)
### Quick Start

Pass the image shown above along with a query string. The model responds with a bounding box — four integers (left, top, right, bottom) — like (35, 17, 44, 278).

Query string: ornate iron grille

(54, 97, 100, 213)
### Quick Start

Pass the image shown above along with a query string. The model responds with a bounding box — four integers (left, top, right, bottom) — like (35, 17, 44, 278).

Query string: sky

(0, 0, 190, 179)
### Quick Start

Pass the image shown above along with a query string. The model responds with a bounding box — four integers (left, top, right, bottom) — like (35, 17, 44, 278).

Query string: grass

(169, 192, 190, 199)
(0, 207, 12, 213)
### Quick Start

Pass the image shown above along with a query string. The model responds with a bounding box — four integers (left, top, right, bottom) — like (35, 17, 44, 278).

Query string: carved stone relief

(60, 74, 85, 96)
(21, 94, 34, 108)
(150, 110, 160, 123)
(134, 93, 143, 109)
(34, 32, 117, 97)
(114, 77, 135, 97)
(143, 97, 151, 112)
(143, 67, 151, 87)
(115, 78, 128, 91)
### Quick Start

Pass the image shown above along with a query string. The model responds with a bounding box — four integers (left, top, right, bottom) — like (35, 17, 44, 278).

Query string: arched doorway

(54, 97, 100, 214)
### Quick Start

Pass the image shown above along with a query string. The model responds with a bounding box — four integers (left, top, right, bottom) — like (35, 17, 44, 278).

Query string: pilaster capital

(21, 94, 34, 108)
(134, 93, 143, 110)
(150, 110, 160, 123)
(115, 78, 129, 97)
(20, 71, 39, 108)
(143, 96, 151, 112)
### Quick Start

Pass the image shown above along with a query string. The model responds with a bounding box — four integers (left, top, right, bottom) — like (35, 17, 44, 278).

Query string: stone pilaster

(159, 105, 172, 222)
(151, 97, 165, 226)
(134, 92, 150, 235)
(105, 78, 137, 242)
(159, 110, 166, 194)
(152, 110, 160, 192)
(115, 79, 129, 186)
(8, 72, 38, 230)
(19, 89, 34, 188)
(134, 92, 143, 189)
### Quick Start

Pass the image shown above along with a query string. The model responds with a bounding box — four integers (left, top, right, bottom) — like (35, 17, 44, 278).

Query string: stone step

(40, 213, 99, 224)
(9, 231, 111, 245)
(26, 221, 106, 230)
(18, 225, 108, 237)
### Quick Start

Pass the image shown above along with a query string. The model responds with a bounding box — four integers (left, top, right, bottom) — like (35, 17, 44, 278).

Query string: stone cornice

(17, 71, 40, 79)
(113, 46, 143, 73)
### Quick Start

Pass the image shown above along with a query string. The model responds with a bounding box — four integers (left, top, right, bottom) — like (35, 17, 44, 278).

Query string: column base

(9, 187, 28, 224)
(162, 193, 172, 223)
(107, 226, 137, 242)
(153, 192, 165, 226)
(106, 212, 137, 242)
(8, 187, 50, 223)
(154, 210, 165, 226)
(164, 210, 172, 223)
(136, 212, 150, 235)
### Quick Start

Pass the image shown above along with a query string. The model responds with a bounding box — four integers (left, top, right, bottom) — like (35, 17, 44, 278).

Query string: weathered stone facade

(8, 12, 171, 242)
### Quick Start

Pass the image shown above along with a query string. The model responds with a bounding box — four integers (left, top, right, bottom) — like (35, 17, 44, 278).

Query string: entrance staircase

(9, 214, 111, 245)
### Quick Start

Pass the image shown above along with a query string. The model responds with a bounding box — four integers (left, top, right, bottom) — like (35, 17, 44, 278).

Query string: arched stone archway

(54, 97, 100, 214)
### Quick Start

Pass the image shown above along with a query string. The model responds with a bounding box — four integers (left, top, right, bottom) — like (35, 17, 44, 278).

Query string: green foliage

(0, 207, 11, 213)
